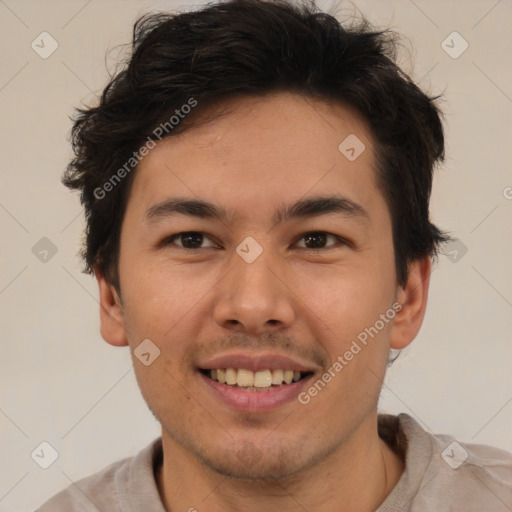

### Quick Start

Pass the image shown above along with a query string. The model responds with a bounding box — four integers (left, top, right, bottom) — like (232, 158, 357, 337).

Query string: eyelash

(161, 231, 350, 251)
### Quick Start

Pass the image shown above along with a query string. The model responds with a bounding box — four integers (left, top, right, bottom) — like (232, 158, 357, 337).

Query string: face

(98, 92, 425, 480)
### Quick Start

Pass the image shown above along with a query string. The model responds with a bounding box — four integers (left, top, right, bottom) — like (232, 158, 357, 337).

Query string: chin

(157, 410, 340, 482)
(198, 449, 306, 482)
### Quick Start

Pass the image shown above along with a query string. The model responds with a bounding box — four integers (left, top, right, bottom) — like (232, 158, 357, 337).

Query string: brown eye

(295, 232, 341, 249)
(165, 232, 217, 249)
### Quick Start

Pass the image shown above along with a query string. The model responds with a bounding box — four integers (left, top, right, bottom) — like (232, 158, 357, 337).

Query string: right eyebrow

(144, 198, 229, 226)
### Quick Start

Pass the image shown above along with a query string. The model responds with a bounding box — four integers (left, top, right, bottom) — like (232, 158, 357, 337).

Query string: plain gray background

(1, 0, 511, 510)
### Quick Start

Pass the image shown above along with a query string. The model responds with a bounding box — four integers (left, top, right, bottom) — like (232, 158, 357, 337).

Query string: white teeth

(283, 370, 294, 384)
(217, 368, 226, 384)
(225, 368, 237, 385)
(237, 369, 254, 387)
(271, 369, 284, 385)
(206, 367, 308, 387)
(254, 370, 272, 388)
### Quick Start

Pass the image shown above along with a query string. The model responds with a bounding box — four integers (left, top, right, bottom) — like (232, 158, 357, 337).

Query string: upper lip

(198, 352, 319, 373)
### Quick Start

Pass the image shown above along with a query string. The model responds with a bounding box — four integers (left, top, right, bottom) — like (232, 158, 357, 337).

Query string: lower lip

(199, 372, 314, 412)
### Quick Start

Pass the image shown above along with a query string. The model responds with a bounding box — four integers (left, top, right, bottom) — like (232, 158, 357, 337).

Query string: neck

(156, 413, 404, 512)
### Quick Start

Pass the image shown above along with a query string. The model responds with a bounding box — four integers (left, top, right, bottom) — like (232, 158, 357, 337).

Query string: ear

(94, 265, 129, 347)
(390, 257, 432, 350)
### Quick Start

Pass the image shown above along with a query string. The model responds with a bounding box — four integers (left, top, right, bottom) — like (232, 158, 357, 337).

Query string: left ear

(390, 257, 432, 349)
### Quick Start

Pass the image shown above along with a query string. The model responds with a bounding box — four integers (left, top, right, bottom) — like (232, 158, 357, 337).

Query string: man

(38, 0, 512, 510)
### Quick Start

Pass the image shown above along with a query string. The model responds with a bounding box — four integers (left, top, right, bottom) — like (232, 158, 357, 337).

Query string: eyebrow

(144, 194, 370, 226)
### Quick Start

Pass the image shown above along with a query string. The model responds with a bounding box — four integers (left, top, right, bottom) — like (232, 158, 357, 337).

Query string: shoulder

(387, 413, 512, 511)
(398, 412, 512, 476)
(36, 438, 162, 511)
(36, 457, 128, 511)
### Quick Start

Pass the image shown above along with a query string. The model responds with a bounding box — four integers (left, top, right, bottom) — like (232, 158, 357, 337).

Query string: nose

(213, 247, 296, 336)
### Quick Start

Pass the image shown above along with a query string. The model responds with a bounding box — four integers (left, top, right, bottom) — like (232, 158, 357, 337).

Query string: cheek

(291, 263, 393, 337)
(290, 263, 396, 397)
(121, 257, 197, 332)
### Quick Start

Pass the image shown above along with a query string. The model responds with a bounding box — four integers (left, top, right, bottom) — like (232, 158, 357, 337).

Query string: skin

(95, 92, 431, 511)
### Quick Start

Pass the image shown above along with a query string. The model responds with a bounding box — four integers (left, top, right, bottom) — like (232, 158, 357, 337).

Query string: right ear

(94, 265, 129, 347)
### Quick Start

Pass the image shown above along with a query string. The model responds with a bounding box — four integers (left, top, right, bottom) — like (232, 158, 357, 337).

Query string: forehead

(126, 92, 381, 222)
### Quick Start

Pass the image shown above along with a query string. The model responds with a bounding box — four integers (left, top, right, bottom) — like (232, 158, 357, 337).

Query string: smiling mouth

(200, 368, 314, 391)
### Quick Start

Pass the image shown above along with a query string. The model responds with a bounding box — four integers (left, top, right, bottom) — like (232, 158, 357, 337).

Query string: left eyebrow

(274, 194, 370, 226)
(143, 194, 370, 226)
